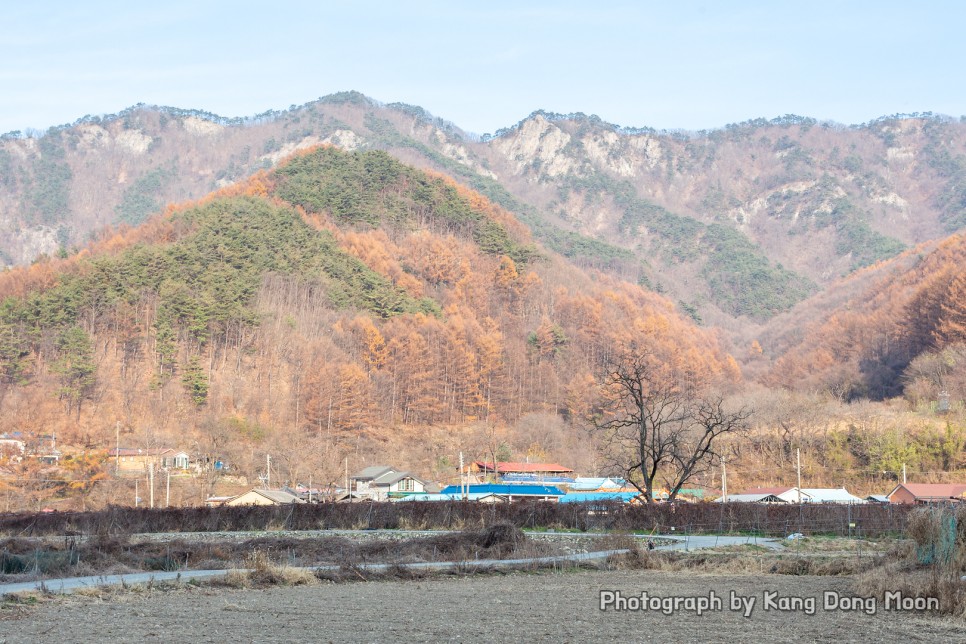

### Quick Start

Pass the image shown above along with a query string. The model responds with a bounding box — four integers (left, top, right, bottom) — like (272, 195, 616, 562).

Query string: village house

(108, 447, 191, 475)
(349, 465, 430, 500)
(0, 435, 25, 462)
(471, 461, 574, 484)
(887, 483, 966, 504)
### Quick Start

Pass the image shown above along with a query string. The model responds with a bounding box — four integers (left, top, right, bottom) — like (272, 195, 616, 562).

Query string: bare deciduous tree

(592, 350, 750, 502)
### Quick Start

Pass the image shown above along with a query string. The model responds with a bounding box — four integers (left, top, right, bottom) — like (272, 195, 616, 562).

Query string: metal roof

(889, 483, 966, 499)
(351, 465, 395, 480)
(741, 486, 794, 496)
(372, 471, 425, 486)
(226, 489, 306, 505)
(799, 488, 866, 504)
(569, 477, 627, 491)
(473, 461, 574, 474)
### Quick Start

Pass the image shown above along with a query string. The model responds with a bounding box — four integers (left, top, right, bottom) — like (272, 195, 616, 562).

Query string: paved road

(653, 534, 783, 551)
(0, 532, 781, 596)
(0, 549, 632, 596)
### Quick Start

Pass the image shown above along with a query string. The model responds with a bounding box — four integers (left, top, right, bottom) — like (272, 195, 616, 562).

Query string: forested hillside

(0, 146, 736, 508)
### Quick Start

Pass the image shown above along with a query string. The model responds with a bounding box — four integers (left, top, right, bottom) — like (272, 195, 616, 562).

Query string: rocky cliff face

(2, 96, 964, 330)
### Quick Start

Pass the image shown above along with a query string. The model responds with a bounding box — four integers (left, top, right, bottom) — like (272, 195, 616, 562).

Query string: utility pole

(149, 464, 155, 509)
(721, 457, 727, 503)
(165, 468, 171, 508)
(266, 454, 271, 489)
(903, 463, 907, 485)
(344, 457, 349, 498)
(796, 448, 802, 503)
(135, 479, 139, 507)
(459, 452, 465, 500)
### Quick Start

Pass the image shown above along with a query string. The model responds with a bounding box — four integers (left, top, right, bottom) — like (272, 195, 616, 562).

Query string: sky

(2, 1, 964, 137)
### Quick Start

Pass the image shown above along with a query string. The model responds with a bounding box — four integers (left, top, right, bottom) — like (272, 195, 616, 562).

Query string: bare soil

(2, 570, 964, 643)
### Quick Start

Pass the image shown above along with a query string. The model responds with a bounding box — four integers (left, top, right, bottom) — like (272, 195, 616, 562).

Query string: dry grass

(215, 552, 317, 589)
(606, 546, 880, 577)
(853, 507, 966, 616)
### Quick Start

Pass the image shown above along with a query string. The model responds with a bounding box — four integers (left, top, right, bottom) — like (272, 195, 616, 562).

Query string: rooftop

(351, 465, 396, 480)
(473, 461, 574, 474)
(890, 483, 966, 498)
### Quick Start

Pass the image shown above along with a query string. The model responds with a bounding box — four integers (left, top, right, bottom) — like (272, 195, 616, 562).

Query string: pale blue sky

(2, 1, 963, 136)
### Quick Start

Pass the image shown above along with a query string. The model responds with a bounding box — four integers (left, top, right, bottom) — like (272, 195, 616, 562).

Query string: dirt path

(3, 570, 964, 643)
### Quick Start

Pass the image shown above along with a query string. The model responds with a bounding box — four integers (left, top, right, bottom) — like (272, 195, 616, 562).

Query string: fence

(0, 500, 915, 538)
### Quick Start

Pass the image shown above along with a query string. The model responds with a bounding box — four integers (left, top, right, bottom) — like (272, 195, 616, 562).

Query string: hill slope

(0, 145, 735, 504)
(752, 233, 966, 401)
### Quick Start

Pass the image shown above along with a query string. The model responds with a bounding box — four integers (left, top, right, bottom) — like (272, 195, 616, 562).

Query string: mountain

(4, 94, 965, 334)
(0, 145, 735, 503)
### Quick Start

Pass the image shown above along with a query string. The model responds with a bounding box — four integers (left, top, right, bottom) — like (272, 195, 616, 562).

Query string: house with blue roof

(438, 483, 565, 502)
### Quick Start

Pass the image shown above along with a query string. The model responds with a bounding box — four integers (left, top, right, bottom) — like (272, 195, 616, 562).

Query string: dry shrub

(606, 549, 875, 576)
(854, 563, 964, 617)
(606, 547, 649, 570)
(380, 522, 543, 564)
(220, 569, 251, 589)
(246, 550, 316, 587)
(596, 532, 639, 552)
(906, 509, 942, 549)
(855, 506, 966, 616)
(72, 586, 111, 599)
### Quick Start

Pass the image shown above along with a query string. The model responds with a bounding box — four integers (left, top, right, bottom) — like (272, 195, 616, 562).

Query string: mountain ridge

(2, 92, 965, 380)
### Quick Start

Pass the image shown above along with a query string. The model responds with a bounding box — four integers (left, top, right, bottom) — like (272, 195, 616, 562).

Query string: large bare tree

(592, 350, 750, 503)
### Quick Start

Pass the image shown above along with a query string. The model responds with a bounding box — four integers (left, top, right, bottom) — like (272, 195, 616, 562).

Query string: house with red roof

(472, 461, 574, 484)
(887, 483, 966, 504)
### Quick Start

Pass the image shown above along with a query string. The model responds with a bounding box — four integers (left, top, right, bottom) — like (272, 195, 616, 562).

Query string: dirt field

(2, 569, 964, 643)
